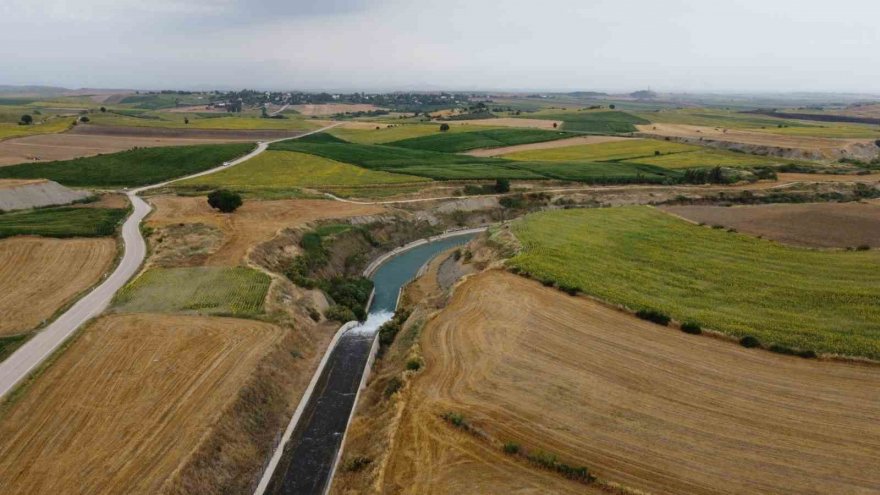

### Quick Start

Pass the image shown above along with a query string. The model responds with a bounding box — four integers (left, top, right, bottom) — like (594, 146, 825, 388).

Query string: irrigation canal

(263, 232, 478, 495)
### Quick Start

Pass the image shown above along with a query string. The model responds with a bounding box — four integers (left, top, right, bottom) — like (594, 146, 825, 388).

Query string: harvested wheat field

(382, 270, 880, 495)
(292, 103, 384, 116)
(464, 135, 632, 157)
(0, 237, 116, 335)
(638, 123, 873, 159)
(0, 132, 254, 166)
(662, 203, 880, 248)
(0, 313, 281, 495)
(465, 117, 563, 130)
(146, 196, 383, 265)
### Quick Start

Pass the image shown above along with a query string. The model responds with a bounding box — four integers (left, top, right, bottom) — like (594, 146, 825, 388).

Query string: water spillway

(263, 231, 478, 495)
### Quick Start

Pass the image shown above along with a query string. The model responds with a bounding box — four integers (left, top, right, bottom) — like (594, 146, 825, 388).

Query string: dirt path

(383, 270, 880, 494)
(464, 135, 632, 157)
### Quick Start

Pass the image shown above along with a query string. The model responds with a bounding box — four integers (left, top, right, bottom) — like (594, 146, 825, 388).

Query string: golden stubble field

(0, 237, 116, 335)
(146, 196, 383, 266)
(381, 270, 880, 495)
(0, 313, 282, 495)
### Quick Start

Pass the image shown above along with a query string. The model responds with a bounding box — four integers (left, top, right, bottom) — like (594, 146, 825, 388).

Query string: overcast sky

(1, 0, 877, 93)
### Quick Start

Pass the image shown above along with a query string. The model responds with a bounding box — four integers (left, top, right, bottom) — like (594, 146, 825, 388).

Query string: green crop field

(114, 266, 271, 316)
(177, 150, 430, 192)
(630, 149, 791, 169)
(328, 123, 494, 144)
(0, 143, 254, 187)
(87, 111, 318, 131)
(505, 161, 678, 183)
(503, 139, 698, 162)
(0, 207, 128, 238)
(508, 206, 880, 359)
(632, 108, 812, 129)
(519, 110, 649, 133)
(386, 128, 573, 152)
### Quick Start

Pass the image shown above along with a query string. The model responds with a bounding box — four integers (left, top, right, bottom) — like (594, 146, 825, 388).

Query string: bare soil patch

(292, 104, 385, 116)
(637, 123, 875, 161)
(465, 135, 633, 157)
(146, 196, 383, 266)
(0, 132, 254, 166)
(0, 237, 116, 336)
(0, 313, 282, 495)
(661, 202, 880, 248)
(382, 270, 880, 495)
(0, 179, 90, 210)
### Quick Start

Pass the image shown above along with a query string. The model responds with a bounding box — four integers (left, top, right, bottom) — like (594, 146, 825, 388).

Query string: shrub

(875, 139, 880, 148)
(856, 244, 871, 251)
(442, 412, 466, 428)
(19, 114, 33, 125)
(342, 455, 372, 472)
(406, 358, 422, 371)
(680, 321, 702, 334)
(79, 115, 90, 123)
(384, 376, 403, 398)
(635, 308, 671, 326)
(503, 442, 521, 455)
(307, 306, 321, 322)
(797, 349, 818, 359)
(769, 343, 796, 355)
(558, 284, 579, 296)
(495, 178, 510, 193)
(499, 195, 525, 209)
(207, 189, 243, 213)
(324, 304, 356, 322)
(439, 123, 450, 132)
(739, 335, 761, 348)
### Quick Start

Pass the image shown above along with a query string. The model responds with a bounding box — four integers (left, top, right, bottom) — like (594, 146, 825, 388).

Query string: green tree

(19, 114, 33, 125)
(100, 106, 107, 113)
(439, 123, 450, 132)
(495, 178, 510, 193)
(207, 189, 243, 213)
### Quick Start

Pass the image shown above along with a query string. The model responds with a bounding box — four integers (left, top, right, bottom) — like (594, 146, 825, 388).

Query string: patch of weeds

(441, 412, 469, 430)
(739, 335, 761, 348)
(680, 321, 702, 334)
(635, 308, 671, 326)
(384, 376, 403, 398)
(405, 358, 422, 371)
(503, 442, 521, 455)
(342, 455, 372, 472)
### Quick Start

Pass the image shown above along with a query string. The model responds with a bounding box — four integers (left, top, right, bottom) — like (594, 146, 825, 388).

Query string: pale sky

(1, 0, 878, 93)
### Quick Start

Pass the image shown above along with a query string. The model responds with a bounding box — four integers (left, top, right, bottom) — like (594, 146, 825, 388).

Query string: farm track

(384, 270, 880, 494)
(0, 123, 340, 400)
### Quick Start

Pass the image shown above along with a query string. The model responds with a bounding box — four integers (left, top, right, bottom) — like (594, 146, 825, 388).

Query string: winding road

(0, 123, 340, 401)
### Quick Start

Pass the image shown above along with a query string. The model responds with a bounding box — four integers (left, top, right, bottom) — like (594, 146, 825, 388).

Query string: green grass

(0, 334, 30, 363)
(177, 150, 430, 192)
(328, 123, 496, 144)
(0, 207, 128, 238)
(519, 110, 649, 133)
(386, 129, 573, 153)
(508, 206, 880, 359)
(0, 143, 254, 187)
(503, 139, 698, 162)
(114, 266, 271, 316)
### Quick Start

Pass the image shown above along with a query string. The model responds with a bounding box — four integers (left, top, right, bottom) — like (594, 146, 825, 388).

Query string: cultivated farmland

(0, 142, 254, 187)
(0, 313, 282, 495)
(177, 150, 429, 193)
(0, 206, 128, 238)
(520, 110, 648, 133)
(386, 128, 573, 153)
(662, 203, 880, 248)
(328, 123, 496, 145)
(0, 237, 116, 336)
(508, 206, 880, 358)
(113, 266, 271, 316)
(502, 138, 698, 162)
(379, 270, 880, 495)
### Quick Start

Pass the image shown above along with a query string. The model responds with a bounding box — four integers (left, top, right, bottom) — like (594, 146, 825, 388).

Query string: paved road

(0, 123, 340, 401)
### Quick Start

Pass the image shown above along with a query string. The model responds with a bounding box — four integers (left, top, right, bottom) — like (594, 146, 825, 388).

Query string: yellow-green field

(754, 124, 880, 139)
(630, 149, 787, 169)
(113, 266, 270, 316)
(503, 139, 697, 162)
(177, 150, 429, 192)
(0, 119, 72, 140)
(86, 112, 318, 131)
(508, 206, 880, 359)
(328, 123, 496, 144)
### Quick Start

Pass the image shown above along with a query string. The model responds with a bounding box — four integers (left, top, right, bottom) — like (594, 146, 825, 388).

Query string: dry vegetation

(0, 237, 116, 335)
(292, 104, 385, 116)
(373, 270, 880, 495)
(662, 202, 880, 248)
(146, 196, 383, 266)
(0, 313, 282, 495)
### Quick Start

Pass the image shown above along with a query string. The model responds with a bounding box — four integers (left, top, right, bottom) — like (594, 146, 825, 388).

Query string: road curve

(0, 123, 340, 401)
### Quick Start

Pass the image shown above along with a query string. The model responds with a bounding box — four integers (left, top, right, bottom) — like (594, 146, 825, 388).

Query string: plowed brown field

(0, 237, 116, 335)
(384, 270, 880, 495)
(0, 313, 282, 495)
(662, 203, 880, 248)
(146, 196, 383, 266)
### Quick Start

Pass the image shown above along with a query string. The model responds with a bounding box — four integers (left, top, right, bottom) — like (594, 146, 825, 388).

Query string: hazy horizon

(2, 0, 878, 93)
